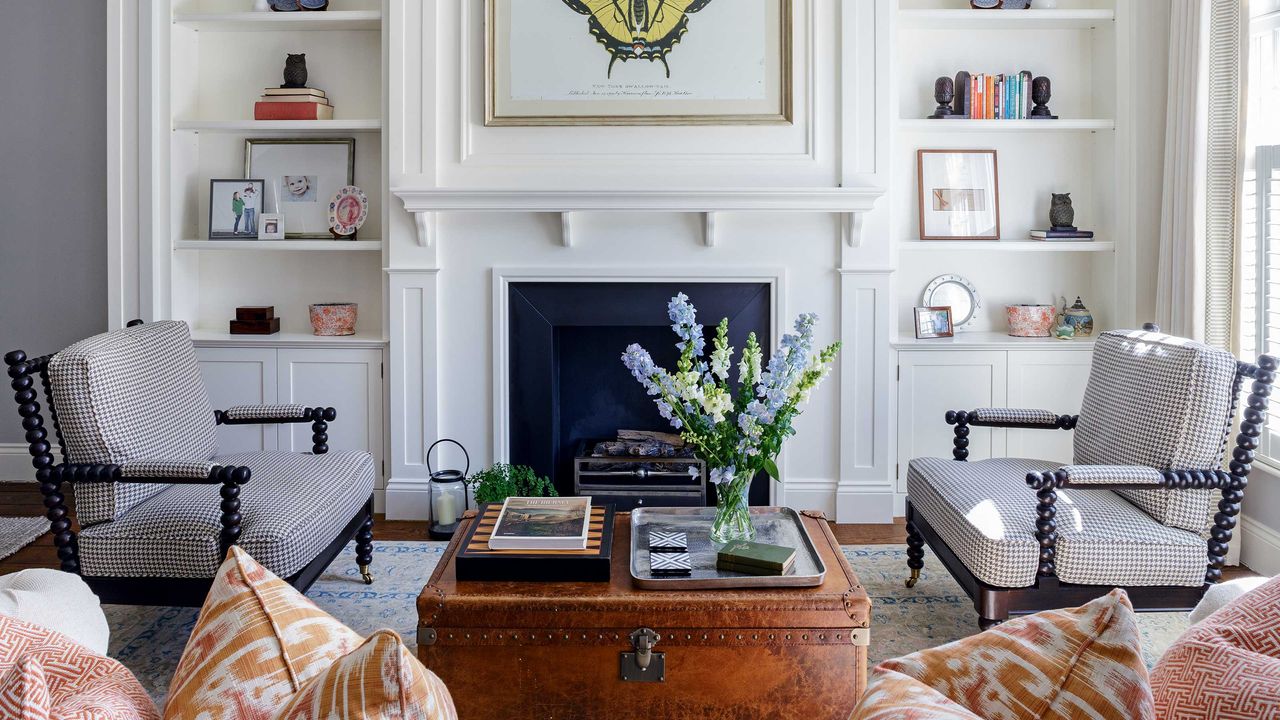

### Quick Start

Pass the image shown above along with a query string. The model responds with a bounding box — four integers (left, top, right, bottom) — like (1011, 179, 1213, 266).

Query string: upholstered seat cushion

(907, 457, 1207, 588)
(48, 321, 218, 526)
(77, 450, 374, 579)
(1073, 329, 1238, 533)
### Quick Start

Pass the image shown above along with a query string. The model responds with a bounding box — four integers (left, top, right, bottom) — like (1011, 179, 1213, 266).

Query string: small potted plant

(468, 463, 558, 505)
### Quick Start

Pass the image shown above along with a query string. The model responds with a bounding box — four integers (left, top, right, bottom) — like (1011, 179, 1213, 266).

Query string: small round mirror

(922, 275, 982, 329)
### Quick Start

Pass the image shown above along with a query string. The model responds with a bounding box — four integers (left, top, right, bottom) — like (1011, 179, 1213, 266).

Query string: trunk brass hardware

(417, 627, 438, 647)
(620, 627, 665, 682)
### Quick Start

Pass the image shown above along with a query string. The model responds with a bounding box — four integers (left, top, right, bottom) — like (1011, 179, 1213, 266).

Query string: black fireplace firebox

(507, 282, 772, 507)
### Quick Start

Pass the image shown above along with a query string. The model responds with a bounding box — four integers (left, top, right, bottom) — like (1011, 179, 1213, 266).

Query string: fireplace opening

(507, 281, 772, 509)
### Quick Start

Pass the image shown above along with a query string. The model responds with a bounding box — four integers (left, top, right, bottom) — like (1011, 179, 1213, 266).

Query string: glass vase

(709, 468, 755, 544)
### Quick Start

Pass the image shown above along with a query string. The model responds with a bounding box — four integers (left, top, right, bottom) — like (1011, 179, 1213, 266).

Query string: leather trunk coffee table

(417, 509, 871, 719)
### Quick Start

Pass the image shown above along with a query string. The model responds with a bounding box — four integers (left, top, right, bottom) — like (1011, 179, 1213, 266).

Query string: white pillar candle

(433, 491, 458, 526)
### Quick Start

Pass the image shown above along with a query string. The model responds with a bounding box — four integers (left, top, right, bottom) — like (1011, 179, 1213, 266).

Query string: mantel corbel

(391, 187, 885, 249)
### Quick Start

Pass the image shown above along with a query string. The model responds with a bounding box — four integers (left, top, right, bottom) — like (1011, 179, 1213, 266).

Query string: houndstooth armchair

(905, 326, 1275, 628)
(4, 320, 376, 606)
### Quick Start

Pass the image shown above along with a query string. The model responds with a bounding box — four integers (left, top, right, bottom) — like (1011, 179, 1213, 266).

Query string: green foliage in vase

(467, 463, 558, 505)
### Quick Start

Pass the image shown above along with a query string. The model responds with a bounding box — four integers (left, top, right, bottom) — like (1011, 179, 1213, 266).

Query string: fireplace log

(617, 429, 685, 447)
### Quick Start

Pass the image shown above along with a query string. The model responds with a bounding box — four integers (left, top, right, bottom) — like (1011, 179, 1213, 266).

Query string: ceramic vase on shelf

(1006, 304, 1057, 337)
(309, 302, 357, 336)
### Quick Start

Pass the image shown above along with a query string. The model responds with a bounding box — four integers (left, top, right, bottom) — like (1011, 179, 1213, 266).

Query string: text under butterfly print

(561, 0, 714, 77)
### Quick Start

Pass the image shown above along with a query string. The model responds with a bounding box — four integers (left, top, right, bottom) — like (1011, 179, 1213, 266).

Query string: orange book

(986, 75, 995, 119)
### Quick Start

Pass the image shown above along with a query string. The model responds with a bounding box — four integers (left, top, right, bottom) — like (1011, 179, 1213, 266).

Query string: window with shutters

(1239, 7, 1280, 458)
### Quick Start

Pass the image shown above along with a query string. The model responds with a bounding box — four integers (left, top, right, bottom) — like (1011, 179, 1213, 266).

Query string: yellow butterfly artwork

(561, 0, 714, 78)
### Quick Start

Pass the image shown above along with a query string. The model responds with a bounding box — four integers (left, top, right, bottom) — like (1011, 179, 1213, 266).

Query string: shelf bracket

(559, 211, 576, 247)
(413, 212, 435, 248)
(701, 212, 717, 247)
(842, 212, 864, 248)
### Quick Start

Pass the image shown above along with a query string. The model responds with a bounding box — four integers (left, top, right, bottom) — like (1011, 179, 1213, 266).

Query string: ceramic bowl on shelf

(309, 303, 358, 336)
(1006, 304, 1057, 337)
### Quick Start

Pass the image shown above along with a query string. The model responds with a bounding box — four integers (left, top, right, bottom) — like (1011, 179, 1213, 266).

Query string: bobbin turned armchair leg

(356, 504, 374, 585)
(905, 503, 925, 588)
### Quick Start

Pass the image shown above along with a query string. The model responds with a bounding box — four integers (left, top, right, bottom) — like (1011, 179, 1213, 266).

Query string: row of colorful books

(253, 86, 333, 120)
(960, 71, 1033, 120)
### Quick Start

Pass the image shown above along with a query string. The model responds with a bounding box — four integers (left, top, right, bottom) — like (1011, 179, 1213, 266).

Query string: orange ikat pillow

(850, 589, 1154, 720)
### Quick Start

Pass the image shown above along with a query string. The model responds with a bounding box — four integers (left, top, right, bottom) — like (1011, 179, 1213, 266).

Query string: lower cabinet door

(1006, 350, 1093, 463)
(897, 350, 1008, 493)
(276, 348, 383, 472)
(196, 347, 278, 454)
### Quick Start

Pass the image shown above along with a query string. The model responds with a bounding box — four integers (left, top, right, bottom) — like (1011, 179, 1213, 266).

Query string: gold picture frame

(485, 0, 793, 127)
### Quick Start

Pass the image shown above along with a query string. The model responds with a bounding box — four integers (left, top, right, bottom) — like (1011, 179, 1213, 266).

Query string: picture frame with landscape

(916, 149, 1000, 241)
(485, 0, 792, 126)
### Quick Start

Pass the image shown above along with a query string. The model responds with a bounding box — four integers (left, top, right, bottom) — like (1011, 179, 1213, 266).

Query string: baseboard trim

(778, 481, 836, 518)
(0, 443, 32, 483)
(1241, 514, 1280, 577)
(836, 489, 894, 524)
(384, 478, 432, 521)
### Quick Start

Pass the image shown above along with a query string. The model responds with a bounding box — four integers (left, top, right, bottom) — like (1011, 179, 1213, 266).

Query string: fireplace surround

(506, 281, 773, 507)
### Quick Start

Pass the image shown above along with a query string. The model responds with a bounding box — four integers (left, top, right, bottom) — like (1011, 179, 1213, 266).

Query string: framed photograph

(914, 306, 955, 339)
(208, 179, 265, 240)
(258, 213, 285, 240)
(485, 0, 792, 126)
(916, 149, 1000, 241)
(245, 138, 354, 239)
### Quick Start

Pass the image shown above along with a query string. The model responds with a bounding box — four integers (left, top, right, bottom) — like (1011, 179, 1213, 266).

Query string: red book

(253, 101, 334, 120)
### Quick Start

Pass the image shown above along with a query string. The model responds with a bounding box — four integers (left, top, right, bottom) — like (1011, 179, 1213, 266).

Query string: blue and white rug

(105, 542, 1189, 705)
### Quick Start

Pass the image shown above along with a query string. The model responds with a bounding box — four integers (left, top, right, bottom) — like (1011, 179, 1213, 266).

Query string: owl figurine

(281, 54, 308, 89)
(1049, 193, 1075, 230)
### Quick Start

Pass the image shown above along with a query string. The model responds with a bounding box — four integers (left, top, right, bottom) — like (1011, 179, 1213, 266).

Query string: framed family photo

(209, 179, 265, 240)
(914, 306, 955, 339)
(245, 138, 354, 239)
(916, 149, 1000, 241)
(485, 0, 792, 126)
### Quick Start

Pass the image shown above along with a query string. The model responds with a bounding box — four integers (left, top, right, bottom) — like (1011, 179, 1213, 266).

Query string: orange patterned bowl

(309, 303, 358, 336)
(1006, 304, 1057, 337)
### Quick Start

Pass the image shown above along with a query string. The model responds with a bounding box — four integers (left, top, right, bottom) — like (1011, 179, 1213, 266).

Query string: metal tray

(630, 507, 827, 589)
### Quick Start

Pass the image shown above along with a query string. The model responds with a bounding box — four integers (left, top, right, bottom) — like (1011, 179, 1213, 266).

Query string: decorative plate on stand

(328, 185, 368, 239)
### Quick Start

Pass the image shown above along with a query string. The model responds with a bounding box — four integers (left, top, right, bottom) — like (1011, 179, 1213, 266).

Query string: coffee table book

(455, 504, 614, 582)
(489, 496, 593, 550)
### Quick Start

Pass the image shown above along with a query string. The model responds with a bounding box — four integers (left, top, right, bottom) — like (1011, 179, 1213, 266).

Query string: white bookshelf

(892, 0, 1130, 337)
(152, 0, 388, 339)
(173, 10, 383, 32)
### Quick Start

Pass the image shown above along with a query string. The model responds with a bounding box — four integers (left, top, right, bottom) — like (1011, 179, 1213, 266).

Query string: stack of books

(716, 540, 797, 576)
(254, 87, 333, 120)
(961, 71, 1032, 120)
(1030, 229, 1095, 242)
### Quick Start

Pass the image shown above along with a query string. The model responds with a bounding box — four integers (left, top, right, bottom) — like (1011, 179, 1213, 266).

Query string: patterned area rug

(0, 517, 47, 561)
(104, 541, 1190, 705)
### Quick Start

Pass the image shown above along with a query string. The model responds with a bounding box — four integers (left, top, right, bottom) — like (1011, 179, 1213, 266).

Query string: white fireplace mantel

(390, 187, 886, 248)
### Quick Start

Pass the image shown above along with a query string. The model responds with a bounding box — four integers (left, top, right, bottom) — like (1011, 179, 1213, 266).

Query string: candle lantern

(427, 438, 470, 540)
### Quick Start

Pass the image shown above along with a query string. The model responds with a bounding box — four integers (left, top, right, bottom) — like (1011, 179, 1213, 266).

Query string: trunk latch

(619, 627, 665, 682)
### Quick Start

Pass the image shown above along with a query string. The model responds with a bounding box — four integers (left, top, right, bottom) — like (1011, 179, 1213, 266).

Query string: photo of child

(282, 175, 317, 202)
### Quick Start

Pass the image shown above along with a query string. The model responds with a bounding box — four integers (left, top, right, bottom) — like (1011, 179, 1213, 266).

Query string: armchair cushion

(908, 457, 1207, 588)
(971, 407, 1059, 425)
(850, 589, 1154, 720)
(1055, 464, 1166, 486)
(1074, 329, 1238, 532)
(48, 321, 217, 525)
(221, 404, 309, 422)
(77, 450, 374, 579)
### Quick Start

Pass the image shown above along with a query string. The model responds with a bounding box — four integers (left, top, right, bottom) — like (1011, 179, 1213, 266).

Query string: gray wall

(0, 1, 107, 444)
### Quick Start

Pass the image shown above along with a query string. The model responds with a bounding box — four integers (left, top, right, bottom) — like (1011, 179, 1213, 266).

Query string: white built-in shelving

(892, 331, 1098, 350)
(898, 240, 1114, 253)
(173, 10, 383, 32)
(898, 118, 1114, 132)
(173, 119, 383, 133)
(175, 240, 383, 252)
(898, 8, 1115, 30)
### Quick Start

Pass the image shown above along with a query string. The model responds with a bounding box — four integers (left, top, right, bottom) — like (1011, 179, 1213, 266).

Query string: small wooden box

(455, 504, 614, 582)
(229, 317, 280, 335)
(235, 306, 275, 322)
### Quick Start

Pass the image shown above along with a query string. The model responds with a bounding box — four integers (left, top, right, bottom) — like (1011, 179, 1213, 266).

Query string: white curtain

(1156, 0, 1210, 340)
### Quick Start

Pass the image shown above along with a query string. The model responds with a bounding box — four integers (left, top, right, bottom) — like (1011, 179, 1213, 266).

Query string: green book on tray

(717, 540, 797, 575)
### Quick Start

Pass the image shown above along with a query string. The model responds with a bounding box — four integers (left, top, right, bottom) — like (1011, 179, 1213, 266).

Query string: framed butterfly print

(485, 0, 792, 126)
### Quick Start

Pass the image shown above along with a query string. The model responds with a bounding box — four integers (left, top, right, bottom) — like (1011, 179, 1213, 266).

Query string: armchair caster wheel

(360, 564, 373, 585)
(906, 569, 920, 588)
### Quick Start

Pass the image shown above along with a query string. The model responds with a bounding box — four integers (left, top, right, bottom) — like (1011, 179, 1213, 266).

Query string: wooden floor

(0, 483, 907, 575)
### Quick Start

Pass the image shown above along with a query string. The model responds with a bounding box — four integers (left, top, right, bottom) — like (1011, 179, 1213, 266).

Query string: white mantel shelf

(390, 187, 886, 248)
